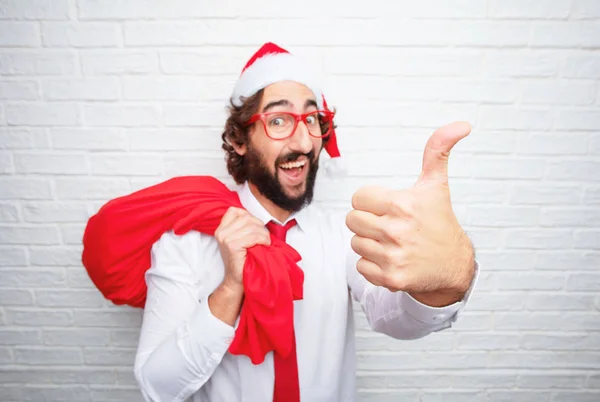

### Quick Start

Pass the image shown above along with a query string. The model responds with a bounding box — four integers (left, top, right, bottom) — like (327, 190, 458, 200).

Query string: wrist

(221, 276, 244, 296)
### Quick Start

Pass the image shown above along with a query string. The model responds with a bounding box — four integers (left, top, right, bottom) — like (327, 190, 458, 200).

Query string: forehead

(260, 81, 316, 109)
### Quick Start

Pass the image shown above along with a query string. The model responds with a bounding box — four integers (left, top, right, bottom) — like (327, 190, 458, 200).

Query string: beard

(245, 142, 319, 213)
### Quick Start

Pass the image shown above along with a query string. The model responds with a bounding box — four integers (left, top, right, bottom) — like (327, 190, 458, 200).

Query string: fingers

(351, 186, 393, 216)
(356, 257, 385, 287)
(215, 208, 271, 248)
(350, 235, 386, 266)
(346, 210, 387, 242)
(418, 121, 471, 185)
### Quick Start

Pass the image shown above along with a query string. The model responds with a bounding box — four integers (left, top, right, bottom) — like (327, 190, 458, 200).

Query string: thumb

(417, 121, 471, 185)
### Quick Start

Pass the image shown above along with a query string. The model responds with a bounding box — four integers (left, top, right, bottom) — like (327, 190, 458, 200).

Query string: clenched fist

(214, 207, 271, 294)
(345, 122, 476, 307)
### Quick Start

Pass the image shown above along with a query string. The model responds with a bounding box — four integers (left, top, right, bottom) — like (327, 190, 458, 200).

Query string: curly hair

(221, 90, 334, 184)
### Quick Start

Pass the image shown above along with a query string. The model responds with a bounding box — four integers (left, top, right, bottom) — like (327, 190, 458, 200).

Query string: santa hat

(230, 42, 346, 178)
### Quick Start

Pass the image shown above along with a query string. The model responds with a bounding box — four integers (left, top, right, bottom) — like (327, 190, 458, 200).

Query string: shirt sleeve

(344, 229, 480, 340)
(133, 230, 235, 402)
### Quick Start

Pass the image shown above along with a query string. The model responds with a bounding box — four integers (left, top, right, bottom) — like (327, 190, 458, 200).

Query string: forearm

(208, 280, 244, 327)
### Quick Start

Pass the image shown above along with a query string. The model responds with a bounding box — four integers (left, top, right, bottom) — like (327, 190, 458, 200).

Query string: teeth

(280, 160, 306, 170)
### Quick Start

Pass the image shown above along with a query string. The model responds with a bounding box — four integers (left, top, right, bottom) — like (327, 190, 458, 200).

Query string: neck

(248, 182, 292, 224)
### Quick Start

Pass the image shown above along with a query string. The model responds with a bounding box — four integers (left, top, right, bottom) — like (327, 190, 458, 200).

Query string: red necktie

(266, 219, 300, 402)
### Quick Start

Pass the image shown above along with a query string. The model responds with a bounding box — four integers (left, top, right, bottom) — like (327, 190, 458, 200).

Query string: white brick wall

(0, 0, 599, 401)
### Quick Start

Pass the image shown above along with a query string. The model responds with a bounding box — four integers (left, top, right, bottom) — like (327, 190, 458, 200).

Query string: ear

(231, 141, 247, 156)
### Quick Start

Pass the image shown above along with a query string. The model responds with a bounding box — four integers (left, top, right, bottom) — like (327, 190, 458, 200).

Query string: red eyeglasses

(246, 110, 335, 140)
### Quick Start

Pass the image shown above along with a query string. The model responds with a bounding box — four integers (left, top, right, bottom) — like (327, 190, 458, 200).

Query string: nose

(289, 120, 313, 154)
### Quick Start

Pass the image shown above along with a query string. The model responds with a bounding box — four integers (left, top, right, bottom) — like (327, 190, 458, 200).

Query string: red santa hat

(230, 42, 345, 178)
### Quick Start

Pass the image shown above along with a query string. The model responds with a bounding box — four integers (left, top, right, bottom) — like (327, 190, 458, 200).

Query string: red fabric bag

(81, 175, 303, 364)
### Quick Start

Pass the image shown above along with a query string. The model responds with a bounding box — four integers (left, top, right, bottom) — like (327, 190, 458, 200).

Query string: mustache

(277, 150, 316, 165)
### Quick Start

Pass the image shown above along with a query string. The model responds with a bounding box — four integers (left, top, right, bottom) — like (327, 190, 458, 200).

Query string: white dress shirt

(133, 181, 478, 402)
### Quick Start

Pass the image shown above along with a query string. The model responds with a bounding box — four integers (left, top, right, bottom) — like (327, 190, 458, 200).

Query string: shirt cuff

(187, 297, 236, 353)
(401, 260, 480, 325)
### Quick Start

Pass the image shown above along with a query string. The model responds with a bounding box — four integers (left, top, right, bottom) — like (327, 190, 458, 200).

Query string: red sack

(81, 175, 303, 364)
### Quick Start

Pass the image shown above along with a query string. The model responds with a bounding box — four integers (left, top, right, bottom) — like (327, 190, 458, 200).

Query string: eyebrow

(261, 98, 318, 113)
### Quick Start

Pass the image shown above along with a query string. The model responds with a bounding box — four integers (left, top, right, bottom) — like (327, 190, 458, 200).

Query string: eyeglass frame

(245, 110, 335, 140)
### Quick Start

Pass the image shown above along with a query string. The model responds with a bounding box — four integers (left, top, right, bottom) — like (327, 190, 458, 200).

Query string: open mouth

(278, 159, 308, 184)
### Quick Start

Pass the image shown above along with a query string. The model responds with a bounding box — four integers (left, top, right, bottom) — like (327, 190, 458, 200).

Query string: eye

(306, 115, 317, 125)
(270, 117, 285, 126)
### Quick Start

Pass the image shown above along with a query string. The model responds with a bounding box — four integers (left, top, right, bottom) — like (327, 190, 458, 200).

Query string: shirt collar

(237, 181, 312, 232)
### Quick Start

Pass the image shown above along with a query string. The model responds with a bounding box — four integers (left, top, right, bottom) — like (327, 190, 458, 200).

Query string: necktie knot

(266, 219, 297, 242)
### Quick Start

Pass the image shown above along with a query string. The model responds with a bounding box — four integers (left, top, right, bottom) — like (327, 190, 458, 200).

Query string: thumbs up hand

(345, 122, 476, 307)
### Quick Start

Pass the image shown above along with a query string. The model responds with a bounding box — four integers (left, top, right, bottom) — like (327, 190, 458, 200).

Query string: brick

(0, 247, 27, 265)
(511, 184, 583, 205)
(497, 313, 600, 331)
(42, 78, 120, 101)
(563, 53, 600, 78)
(358, 351, 488, 370)
(522, 82, 595, 105)
(517, 373, 586, 389)
(0, 178, 52, 200)
(90, 154, 163, 176)
(572, 0, 600, 19)
(128, 128, 221, 151)
(164, 103, 226, 127)
(494, 272, 565, 290)
(468, 292, 524, 311)
(0, 368, 116, 384)
(555, 110, 600, 130)
(15, 347, 82, 365)
(505, 229, 573, 249)
(55, 178, 130, 200)
(470, 157, 545, 179)
(466, 206, 539, 227)
(83, 105, 160, 127)
(42, 22, 120, 47)
(0, 347, 13, 364)
(0, 152, 13, 174)
(0, 385, 21, 400)
(590, 135, 600, 154)
(356, 332, 453, 352)
(449, 312, 492, 331)
(531, 22, 600, 48)
(566, 274, 600, 291)
(0, 0, 71, 20)
(14, 153, 88, 175)
(164, 155, 230, 178)
(0, 289, 33, 306)
(160, 50, 251, 75)
(83, 347, 135, 365)
(325, 48, 483, 76)
(0, 50, 76, 76)
(540, 208, 600, 227)
(0, 226, 60, 245)
(29, 246, 82, 267)
(535, 251, 600, 270)
(0, 329, 42, 345)
(36, 290, 104, 308)
(18, 386, 92, 402)
(90, 387, 141, 401)
(0, 80, 39, 100)
(574, 230, 600, 249)
(584, 186, 600, 204)
(479, 106, 553, 130)
(51, 128, 128, 151)
(487, 50, 561, 78)
(61, 224, 85, 245)
(449, 181, 510, 204)
(546, 160, 600, 180)
(0, 128, 48, 149)
(7, 309, 72, 326)
(488, 391, 552, 402)
(67, 268, 96, 289)
(6, 103, 79, 126)
(0, 268, 66, 288)
(475, 250, 537, 271)
(80, 50, 158, 75)
(552, 392, 600, 402)
(519, 132, 588, 155)
(358, 391, 419, 402)
(467, 228, 505, 248)
(422, 391, 487, 402)
(526, 294, 597, 311)
(489, 351, 600, 369)
(23, 202, 89, 223)
(110, 330, 141, 347)
(0, 22, 40, 46)
(73, 310, 142, 328)
(44, 328, 110, 346)
(123, 76, 234, 101)
(0, 202, 18, 222)
(487, 0, 571, 18)
(588, 374, 600, 387)
(456, 333, 520, 351)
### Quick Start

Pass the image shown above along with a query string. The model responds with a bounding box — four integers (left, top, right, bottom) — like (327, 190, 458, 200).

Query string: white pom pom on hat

(230, 42, 346, 179)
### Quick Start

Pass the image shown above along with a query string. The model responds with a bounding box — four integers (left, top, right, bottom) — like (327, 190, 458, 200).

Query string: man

(132, 42, 478, 402)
